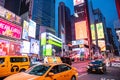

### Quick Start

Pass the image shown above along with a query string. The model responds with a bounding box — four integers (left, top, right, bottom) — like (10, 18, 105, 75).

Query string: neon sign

(0, 18, 22, 39)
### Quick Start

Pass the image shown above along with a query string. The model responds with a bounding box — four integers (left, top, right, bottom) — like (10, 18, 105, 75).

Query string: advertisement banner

(91, 24, 96, 40)
(74, 0, 85, 5)
(75, 21, 88, 40)
(98, 40, 106, 51)
(0, 6, 6, 18)
(20, 41, 30, 53)
(0, 39, 9, 55)
(0, 18, 22, 39)
(28, 19, 36, 38)
(46, 44, 52, 56)
(22, 20, 29, 40)
(96, 23, 104, 39)
(30, 39, 40, 54)
(9, 41, 21, 55)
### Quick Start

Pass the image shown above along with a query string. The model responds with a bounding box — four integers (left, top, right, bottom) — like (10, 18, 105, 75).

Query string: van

(0, 56, 30, 77)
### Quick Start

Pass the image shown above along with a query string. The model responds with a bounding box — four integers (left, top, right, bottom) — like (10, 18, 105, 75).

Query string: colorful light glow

(75, 21, 88, 40)
(96, 23, 104, 39)
(0, 18, 22, 39)
(90, 24, 95, 40)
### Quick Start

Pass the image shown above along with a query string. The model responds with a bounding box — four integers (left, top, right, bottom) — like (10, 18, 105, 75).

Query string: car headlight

(87, 66, 90, 68)
(99, 67, 103, 69)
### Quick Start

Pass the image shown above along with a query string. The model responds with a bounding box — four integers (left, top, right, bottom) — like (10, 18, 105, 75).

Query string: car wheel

(71, 76, 76, 80)
(19, 69, 26, 72)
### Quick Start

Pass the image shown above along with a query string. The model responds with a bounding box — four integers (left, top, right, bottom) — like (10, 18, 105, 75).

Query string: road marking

(78, 73, 88, 78)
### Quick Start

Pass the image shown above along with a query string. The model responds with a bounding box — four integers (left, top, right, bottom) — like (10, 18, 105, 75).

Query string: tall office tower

(58, 2, 72, 44)
(115, 0, 120, 19)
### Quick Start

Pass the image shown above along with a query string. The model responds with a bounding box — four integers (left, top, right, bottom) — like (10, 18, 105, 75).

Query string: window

(0, 58, 4, 64)
(10, 57, 28, 62)
(50, 65, 60, 74)
(60, 64, 71, 72)
(28, 65, 50, 76)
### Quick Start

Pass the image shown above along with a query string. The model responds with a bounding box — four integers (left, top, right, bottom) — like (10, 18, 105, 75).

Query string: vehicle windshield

(26, 65, 51, 76)
(0, 58, 4, 64)
(91, 60, 103, 64)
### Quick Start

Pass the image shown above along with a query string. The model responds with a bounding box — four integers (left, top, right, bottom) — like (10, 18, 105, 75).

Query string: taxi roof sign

(44, 57, 62, 64)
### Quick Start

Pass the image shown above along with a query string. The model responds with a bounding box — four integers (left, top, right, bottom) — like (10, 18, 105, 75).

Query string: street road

(72, 61, 120, 80)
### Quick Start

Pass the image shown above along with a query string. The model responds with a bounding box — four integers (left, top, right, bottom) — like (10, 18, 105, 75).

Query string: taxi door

(45, 65, 64, 80)
(0, 57, 9, 77)
(59, 64, 72, 80)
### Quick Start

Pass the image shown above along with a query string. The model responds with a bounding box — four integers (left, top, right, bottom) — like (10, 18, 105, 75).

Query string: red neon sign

(0, 18, 22, 39)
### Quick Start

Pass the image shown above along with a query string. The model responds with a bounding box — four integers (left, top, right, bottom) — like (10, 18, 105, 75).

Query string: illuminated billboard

(96, 23, 104, 39)
(30, 39, 40, 54)
(74, 0, 85, 5)
(22, 20, 29, 40)
(75, 21, 88, 40)
(98, 40, 106, 51)
(91, 24, 95, 40)
(0, 18, 22, 39)
(28, 19, 36, 38)
(20, 41, 30, 53)
(41, 32, 47, 46)
(0, 39, 9, 55)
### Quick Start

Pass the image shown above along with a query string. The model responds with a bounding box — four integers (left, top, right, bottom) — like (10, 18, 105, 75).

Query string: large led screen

(0, 39, 9, 55)
(75, 21, 88, 40)
(9, 41, 21, 55)
(28, 19, 36, 38)
(91, 24, 95, 40)
(96, 23, 104, 39)
(74, 0, 85, 5)
(30, 39, 40, 54)
(22, 20, 29, 40)
(0, 18, 22, 39)
(98, 40, 106, 51)
(20, 41, 30, 53)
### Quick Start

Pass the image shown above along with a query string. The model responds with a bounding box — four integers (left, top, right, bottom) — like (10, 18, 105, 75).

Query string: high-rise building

(58, 2, 72, 44)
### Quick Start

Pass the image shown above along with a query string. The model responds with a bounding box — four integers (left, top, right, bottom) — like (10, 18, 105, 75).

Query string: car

(0, 55, 30, 78)
(4, 57, 78, 80)
(60, 57, 72, 65)
(87, 59, 106, 74)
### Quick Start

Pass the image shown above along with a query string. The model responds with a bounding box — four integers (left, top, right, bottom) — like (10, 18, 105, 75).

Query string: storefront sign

(0, 18, 22, 39)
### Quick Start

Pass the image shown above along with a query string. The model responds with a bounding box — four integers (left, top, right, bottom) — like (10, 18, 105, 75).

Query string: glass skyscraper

(32, 0, 55, 30)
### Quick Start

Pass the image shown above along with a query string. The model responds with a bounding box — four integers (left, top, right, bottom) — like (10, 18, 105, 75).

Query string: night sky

(91, 0, 119, 28)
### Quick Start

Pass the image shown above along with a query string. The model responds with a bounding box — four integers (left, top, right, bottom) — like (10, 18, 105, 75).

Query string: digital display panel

(28, 19, 36, 38)
(0, 18, 22, 39)
(22, 20, 29, 40)
(30, 39, 40, 54)
(20, 41, 30, 53)
(75, 21, 88, 40)
(91, 24, 95, 40)
(96, 23, 104, 39)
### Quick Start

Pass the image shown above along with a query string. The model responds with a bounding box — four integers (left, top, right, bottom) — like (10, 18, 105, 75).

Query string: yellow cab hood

(4, 72, 43, 80)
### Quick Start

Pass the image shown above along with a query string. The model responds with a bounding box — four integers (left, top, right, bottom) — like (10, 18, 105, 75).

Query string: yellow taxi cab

(4, 57, 78, 80)
(0, 55, 30, 77)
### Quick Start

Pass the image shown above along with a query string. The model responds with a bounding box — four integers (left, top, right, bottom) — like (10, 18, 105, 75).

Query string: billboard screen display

(0, 39, 9, 55)
(0, 18, 22, 39)
(22, 20, 29, 40)
(75, 21, 88, 40)
(96, 23, 104, 39)
(74, 0, 85, 5)
(9, 41, 21, 55)
(98, 40, 106, 51)
(30, 39, 40, 54)
(28, 19, 36, 38)
(20, 41, 30, 53)
(91, 24, 95, 40)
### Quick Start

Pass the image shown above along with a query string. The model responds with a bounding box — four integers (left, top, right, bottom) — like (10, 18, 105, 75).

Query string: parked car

(87, 59, 106, 74)
(60, 57, 72, 65)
